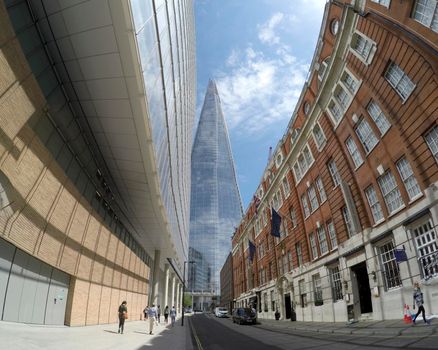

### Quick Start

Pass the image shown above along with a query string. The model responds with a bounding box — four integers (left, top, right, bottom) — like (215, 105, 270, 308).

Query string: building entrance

(284, 294, 292, 319)
(351, 262, 372, 316)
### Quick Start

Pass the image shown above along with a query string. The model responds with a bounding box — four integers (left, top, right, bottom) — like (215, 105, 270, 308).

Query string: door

(44, 268, 70, 325)
(284, 294, 292, 319)
(351, 262, 372, 315)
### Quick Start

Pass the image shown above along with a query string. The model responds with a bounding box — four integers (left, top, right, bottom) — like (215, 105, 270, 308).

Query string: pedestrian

(145, 305, 149, 320)
(164, 305, 169, 324)
(170, 305, 176, 327)
(117, 301, 128, 334)
(412, 281, 431, 325)
(157, 305, 161, 323)
(147, 304, 157, 334)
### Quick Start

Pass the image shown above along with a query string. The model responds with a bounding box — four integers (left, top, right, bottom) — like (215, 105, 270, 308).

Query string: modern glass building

(188, 80, 243, 309)
(0, 0, 195, 326)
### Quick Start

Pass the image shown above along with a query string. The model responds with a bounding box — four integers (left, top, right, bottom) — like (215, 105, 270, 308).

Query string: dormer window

(304, 102, 310, 116)
(275, 153, 283, 168)
(330, 19, 339, 35)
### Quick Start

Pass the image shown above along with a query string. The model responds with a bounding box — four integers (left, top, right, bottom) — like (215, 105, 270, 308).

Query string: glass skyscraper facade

(189, 81, 243, 306)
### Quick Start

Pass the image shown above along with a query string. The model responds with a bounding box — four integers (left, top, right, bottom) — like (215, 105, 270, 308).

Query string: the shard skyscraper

(189, 80, 243, 310)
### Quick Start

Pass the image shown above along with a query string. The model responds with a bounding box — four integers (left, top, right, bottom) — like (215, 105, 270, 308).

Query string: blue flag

(271, 208, 281, 238)
(394, 249, 407, 262)
(249, 240, 256, 262)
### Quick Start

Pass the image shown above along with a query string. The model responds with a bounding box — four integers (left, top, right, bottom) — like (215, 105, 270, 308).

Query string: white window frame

(318, 57, 330, 83)
(340, 69, 360, 95)
(371, 0, 391, 7)
(309, 232, 318, 260)
(350, 31, 377, 65)
(293, 144, 314, 183)
(301, 193, 310, 218)
(396, 157, 421, 201)
(346, 136, 364, 168)
(296, 243, 303, 267)
(342, 207, 355, 237)
(425, 125, 438, 163)
(308, 185, 319, 213)
(327, 220, 338, 249)
(377, 240, 403, 290)
(316, 176, 327, 203)
(365, 185, 384, 224)
(384, 62, 416, 102)
(282, 175, 291, 196)
(275, 152, 283, 168)
(378, 170, 404, 214)
(328, 159, 341, 188)
(313, 122, 327, 150)
(367, 100, 391, 136)
(355, 118, 379, 154)
(290, 207, 298, 228)
(412, 0, 438, 33)
(317, 226, 329, 255)
(327, 99, 343, 126)
(313, 274, 323, 306)
(329, 266, 343, 301)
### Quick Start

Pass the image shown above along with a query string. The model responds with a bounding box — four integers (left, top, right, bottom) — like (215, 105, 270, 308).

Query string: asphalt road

(188, 313, 438, 350)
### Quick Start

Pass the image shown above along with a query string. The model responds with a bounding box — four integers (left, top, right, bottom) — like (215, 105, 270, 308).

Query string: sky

(194, 0, 327, 210)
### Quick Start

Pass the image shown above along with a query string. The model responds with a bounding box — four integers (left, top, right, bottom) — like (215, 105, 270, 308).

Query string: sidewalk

(257, 318, 438, 337)
(0, 315, 194, 350)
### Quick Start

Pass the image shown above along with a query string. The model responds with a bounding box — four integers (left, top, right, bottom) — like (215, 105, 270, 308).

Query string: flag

(253, 195, 261, 217)
(271, 208, 281, 238)
(248, 240, 256, 262)
(394, 249, 408, 262)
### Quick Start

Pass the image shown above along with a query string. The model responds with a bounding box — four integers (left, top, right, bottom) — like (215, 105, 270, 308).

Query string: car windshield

(239, 308, 254, 316)
(219, 308, 227, 311)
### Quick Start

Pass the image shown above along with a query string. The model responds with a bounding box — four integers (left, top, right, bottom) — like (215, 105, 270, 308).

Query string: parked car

(215, 307, 228, 318)
(232, 307, 257, 325)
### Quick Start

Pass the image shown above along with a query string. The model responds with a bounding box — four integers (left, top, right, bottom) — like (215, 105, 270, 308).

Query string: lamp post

(181, 260, 195, 326)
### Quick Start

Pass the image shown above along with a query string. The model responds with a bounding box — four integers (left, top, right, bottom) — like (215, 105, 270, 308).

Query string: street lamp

(181, 260, 195, 326)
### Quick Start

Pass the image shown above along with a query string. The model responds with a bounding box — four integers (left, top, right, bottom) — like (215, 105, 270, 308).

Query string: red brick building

(220, 253, 234, 313)
(232, 0, 438, 322)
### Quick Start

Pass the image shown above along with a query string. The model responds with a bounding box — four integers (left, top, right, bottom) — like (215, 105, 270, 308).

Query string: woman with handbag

(118, 301, 128, 334)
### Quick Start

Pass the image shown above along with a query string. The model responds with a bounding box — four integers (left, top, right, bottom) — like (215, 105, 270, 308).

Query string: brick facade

(232, 0, 438, 322)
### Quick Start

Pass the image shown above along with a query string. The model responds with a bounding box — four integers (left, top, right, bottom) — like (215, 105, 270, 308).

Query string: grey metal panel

(3, 249, 27, 322)
(0, 238, 15, 320)
(44, 268, 70, 325)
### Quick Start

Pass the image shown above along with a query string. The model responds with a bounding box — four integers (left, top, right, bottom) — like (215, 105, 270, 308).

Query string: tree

(183, 293, 192, 307)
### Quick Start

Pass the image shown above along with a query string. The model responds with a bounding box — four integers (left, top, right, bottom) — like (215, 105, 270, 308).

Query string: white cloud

(257, 12, 284, 45)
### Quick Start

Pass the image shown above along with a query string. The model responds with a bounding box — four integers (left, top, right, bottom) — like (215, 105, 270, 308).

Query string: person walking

(412, 281, 431, 325)
(164, 305, 169, 324)
(147, 304, 157, 334)
(170, 305, 176, 327)
(157, 305, 161, 323)
(117, 301, 128, 334)
(143, 305, 149, 321)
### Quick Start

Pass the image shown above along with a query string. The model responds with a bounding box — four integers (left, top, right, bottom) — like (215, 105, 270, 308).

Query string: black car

(232, 307, 257, 325)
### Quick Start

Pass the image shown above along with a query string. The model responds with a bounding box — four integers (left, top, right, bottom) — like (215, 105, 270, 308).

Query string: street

(188, 314, 438, 350)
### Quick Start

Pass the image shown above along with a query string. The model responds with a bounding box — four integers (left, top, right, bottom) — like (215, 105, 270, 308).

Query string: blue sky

(194, 0, 326, 209)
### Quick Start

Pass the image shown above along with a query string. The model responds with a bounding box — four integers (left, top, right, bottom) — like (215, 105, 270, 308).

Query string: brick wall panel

(86, 283, 101, 325)
(98, 285, 111, 324)
(109, 288, 121, 324)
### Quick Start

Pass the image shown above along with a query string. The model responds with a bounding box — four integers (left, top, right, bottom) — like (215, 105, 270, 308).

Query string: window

(365, 186, 384, 223)
(425, 125, 438, 163)
(271, 290, 275, 311)
(327, 220, 338, 249)
(309, 232, 318, 260)
(316, 177, 327, 203)
(367, 101, 391, 136)
(378, 170, 404, 214)
(378, 241, 402, 290)
(341, 71, 358, 94)
(280, 220, 288, 240)
(411, 217, 438, 279)
(330, 19, 339, 35)
(328, 100, 342, 124)
(299, 279, 307, 307)
(385, 62, 415, 101)
(301, 194, 310, 218)
(272, 190, 282, 210)
(412, 0, 438, 33)
(293, 145, 314, 182)
(296, 243, 303, 267)
(313, 123, 326, 150)
(342, 207, 355, 237)
(329, 266, 343, 301)
(290, 207, 298, 228)
(327, 159, 341, 187)
(313, 274, 323, 306)
(308, 186, 319, 212)
(317, 226, 329, 255)
(355, 119, 378, 153)
(303, 146, 313, 166)
(275, 153, 283, 168)
(318, 57, 330, 83)
(293, 163, 302, 182)
(371, 0, 390, 7)
(304, 101, 311, 115)
(346, 136, 364, 168)
(263, 292, 268, 311)
(278, 257, 283, 276)
(287, 251, 293, 271)
(396, 157, 421, 200)
(282, 176, 291, 196)
(334, 85, 350, 110)
(282, 254, 288, 274)
(351, 32, 375, 64)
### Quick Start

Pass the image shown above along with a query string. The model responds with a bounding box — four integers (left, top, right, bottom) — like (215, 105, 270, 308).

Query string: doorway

(284, 294, 292, 319)
(351, 262, 372, 316)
